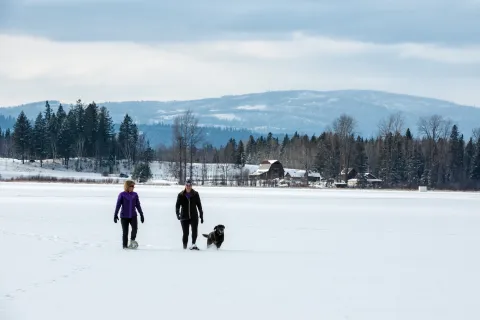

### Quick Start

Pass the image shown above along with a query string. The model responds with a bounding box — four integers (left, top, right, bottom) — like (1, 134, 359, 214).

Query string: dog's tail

(202, 234, 209, 238)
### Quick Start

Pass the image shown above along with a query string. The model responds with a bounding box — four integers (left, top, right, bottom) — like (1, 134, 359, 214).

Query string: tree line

(2, 101, 480, 190)
(0, 101, 154, 180)
(161, 111, 480, 190)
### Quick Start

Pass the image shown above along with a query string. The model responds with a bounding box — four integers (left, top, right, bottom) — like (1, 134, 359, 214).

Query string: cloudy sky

(1, 0, 479, 107)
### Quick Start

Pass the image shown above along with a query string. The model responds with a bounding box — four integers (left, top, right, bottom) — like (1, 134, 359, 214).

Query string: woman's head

(124, 179, 135, 192)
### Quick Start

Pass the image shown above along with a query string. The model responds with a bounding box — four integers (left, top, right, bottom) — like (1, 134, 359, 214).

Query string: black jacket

(175, 189, 203, 221)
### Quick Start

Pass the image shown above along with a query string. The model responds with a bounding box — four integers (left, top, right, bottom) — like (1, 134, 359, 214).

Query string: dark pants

(181, 219, 198, 248)
(121, 217, 138, 247)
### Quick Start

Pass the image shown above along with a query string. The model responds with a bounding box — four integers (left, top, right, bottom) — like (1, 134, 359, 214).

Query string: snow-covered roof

(284, 169, 305, 178)
(263, 160, 279, 164)
(249, 168, 269, 176)
(307, 170, 321, 178)
(348, 178, 382, 182)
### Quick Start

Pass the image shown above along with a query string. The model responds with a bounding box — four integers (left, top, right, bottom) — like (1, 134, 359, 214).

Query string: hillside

(1, 90, 479, 142)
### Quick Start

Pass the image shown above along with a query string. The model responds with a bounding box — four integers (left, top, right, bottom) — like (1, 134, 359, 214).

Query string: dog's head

(214, 224, 225, 235)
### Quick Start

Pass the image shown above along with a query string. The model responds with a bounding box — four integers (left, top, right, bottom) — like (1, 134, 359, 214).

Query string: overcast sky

(1, 0, 479, 107)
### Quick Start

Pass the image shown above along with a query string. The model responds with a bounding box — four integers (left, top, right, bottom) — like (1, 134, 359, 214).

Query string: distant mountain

(1, 90, 479, 142)
(0, 114, 15, 130)
(116, 123, 284, 148)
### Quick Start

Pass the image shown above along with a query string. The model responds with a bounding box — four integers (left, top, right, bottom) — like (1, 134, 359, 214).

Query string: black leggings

(181, 219, 198, 247)
(121, 217, 138, 247)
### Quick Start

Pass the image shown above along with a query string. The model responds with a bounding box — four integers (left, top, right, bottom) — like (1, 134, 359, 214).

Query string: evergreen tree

(84, 102, 99, 157)
(265, 132, 273, 158)
(378, 133, 393, 187)
(142, 140, 155, 163)
(405, 128, 413, 140)
(4, 129, 12, 158)
(70, 100, 86, 170)
(245, 135, 256, 164)
(448, 125, 464, 183)
(132, 163, 153, 183)
(458, 134, 465, 181)
(47, 113, 59, 163)
(33, 112, 48, 166)
(0, 127, 3, 157)
(464, 138, 475, 181)
(58, 110, 77, 168)
(43, 101, 53, 158)
(406, 143, 424, 188)
(56, 104, 67, 124)
(96, 106, 115, 171)
(44, 101, 53, 123)
(470, 138, 480, 180)
(118, 114, 138, 165)
(226, 138, 237, 164)
(13, 111, 32, 163)
(392, 133, 406, 186)
(236, 140, 246, 167)
(353, 136, 369, 187)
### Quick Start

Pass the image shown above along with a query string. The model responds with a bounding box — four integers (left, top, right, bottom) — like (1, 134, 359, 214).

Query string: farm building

(338, 168, 358, 182)
(284, 169, 305, 181)
(284, 169, 322, 183)
(306, 170, 321, 182)
(249, 160, 285, 180)
(348, 172, 383, 187)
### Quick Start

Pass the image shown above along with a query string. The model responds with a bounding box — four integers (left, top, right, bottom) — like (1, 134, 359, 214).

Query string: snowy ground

(1, 183, 479, 320)
(0, 158, 123, 182)
(0, 157, 261, 185)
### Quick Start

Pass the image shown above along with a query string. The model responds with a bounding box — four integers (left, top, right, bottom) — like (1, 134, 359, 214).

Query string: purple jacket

(114, 191, 144, 219)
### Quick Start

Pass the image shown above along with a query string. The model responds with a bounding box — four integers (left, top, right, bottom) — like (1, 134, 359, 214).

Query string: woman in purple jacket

(114, 180, 145, 249)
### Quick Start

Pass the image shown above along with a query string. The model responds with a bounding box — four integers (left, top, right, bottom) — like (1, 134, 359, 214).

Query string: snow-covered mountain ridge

(1, 90, 479, 137)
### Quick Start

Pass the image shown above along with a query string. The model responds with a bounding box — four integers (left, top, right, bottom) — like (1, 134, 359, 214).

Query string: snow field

(0, 183, 479, 319)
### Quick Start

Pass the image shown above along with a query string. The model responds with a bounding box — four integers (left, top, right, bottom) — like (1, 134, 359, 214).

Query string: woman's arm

(135, 194, 144, 216)
(114, 193, 123, 216)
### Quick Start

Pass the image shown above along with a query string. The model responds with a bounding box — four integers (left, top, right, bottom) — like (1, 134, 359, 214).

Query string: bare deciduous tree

(172, 110, 203, 184)
(417, 115, 451, 142)
(187, 113, 204, 181)
(378, 112, 405, 137)
(417, 115, 453, 185)
(172, 115, 185, 184)
(332, 114, 357, 182)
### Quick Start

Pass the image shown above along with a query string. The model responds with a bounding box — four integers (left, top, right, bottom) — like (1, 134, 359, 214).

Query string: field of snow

(1, 182, 479, 320)
(0, 157, 262, 186)
(0, 158, 111, 180)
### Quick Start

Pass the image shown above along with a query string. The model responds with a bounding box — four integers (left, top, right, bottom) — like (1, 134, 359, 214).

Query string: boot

(128, 240, 138, 249)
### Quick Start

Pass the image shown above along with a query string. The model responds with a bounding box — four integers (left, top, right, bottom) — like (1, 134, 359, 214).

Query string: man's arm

(175, 193, 181, 219)
(196, 192, 203, 220)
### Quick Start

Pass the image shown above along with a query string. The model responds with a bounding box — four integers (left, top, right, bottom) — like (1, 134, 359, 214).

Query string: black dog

(202, 225, 225, 249)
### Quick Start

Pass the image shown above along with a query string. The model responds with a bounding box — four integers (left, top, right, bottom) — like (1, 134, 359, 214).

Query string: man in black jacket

(175, 179, 204, 250)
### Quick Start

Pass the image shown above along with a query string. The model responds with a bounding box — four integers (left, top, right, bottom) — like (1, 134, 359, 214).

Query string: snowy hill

(2, 90, 479, 138)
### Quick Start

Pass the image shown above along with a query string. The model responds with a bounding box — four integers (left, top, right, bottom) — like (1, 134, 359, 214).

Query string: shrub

(131, 163, 153, 183)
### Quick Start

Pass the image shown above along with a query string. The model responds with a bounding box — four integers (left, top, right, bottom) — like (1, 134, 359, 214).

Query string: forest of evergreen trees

(0, 100, 154, 179)
(1, 101, 480, 190)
